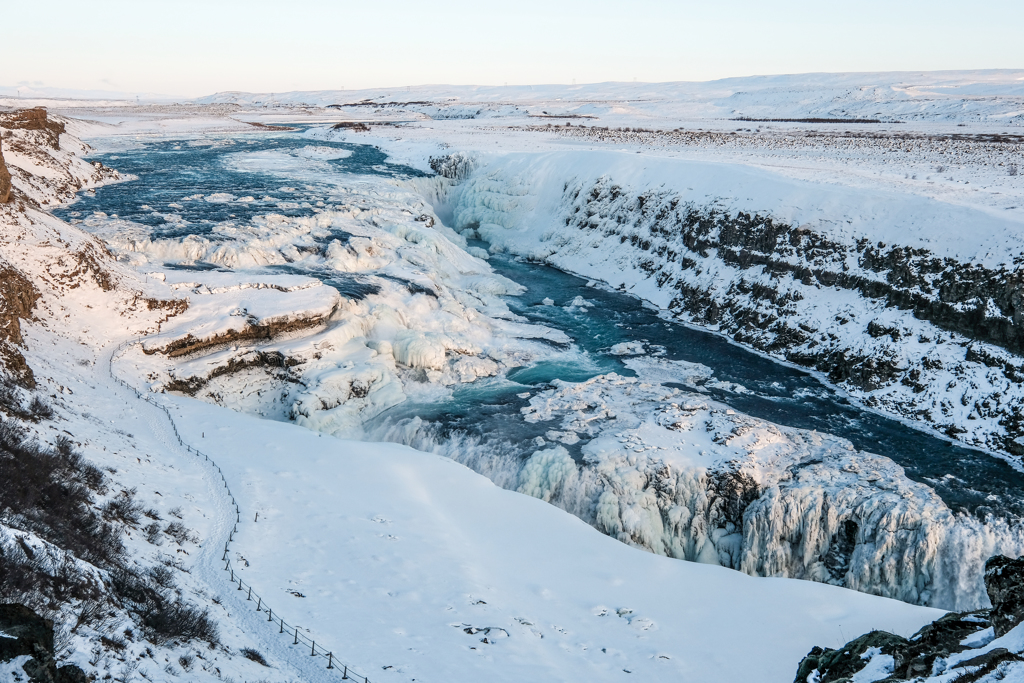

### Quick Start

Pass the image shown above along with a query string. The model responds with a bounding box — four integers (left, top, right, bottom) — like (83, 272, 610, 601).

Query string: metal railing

(108, 338, 371, 682)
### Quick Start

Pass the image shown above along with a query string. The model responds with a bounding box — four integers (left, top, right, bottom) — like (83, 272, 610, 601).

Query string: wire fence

(108, 338, 371, 682)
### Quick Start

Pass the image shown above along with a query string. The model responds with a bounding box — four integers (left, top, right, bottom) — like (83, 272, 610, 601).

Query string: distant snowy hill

(199, 70, 1024, 126)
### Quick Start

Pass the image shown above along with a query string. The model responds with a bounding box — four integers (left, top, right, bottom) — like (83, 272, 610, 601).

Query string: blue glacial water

(55, 129, 426, 238)
(65, 129, 1024, 521)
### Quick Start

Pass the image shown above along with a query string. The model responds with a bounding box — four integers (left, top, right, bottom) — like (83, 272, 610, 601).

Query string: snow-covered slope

(165, 394, 943, 683)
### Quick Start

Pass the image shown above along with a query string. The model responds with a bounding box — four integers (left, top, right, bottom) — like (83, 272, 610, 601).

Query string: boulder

(985, 554, 1024, 637)
(0, 603, 87, 683)
(793, 630, 908, 683)
(892, 611, 992, 678)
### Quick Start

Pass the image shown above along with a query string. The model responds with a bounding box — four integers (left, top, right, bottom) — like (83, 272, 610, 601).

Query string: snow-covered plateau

(2, 70, 1024, 682)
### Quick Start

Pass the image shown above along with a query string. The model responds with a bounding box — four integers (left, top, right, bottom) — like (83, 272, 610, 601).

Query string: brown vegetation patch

(144, 297, 188, 325)
(49, 244, 118, 292)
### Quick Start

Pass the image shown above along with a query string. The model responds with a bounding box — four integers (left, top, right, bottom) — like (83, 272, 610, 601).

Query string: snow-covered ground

(162, 394, 943, 683)
(5, 70, 1024, 681)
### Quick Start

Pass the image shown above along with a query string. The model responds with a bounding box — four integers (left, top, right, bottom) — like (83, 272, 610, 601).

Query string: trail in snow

(108, 339, 367, 683)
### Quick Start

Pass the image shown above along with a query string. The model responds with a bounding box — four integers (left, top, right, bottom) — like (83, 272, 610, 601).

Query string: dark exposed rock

(164, 350, 302, 395)
(429, 152, 475, 180)
(821, 519, 859, 580)
(0, 265, 41, 346)
(794, 555, 1024, 681)
(892, 611, 992, 678)
(0, 264, 41, 387)
(793, 630, 908, 683)
(331, 121, 369, 132)
(148, 311, 334, 358)
(0, 603, 87, 683)
(945, 648, 1024, 683)
(558, 178, 1024, 456)
(985, 554, 1024, 637)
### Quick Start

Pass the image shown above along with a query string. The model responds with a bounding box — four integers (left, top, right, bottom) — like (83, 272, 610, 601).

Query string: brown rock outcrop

(0, 265, 41, 346)
(0, 264, 41, 386)
(149, 312, 333, 358)
(0, 136, 11, 204)
(794, 553, 1024, 682)
(0, 107, 65, 150)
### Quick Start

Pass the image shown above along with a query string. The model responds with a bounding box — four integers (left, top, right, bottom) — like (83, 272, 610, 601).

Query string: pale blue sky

(7, 0, 1024, 97)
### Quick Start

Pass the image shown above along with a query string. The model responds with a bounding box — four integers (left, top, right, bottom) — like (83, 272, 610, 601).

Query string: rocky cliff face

(0, 136, 11, 204)
(0, 108, 163, 385)
(0, 108, 66, 151)
(0, 107, 116, 208)
(560, 184, 1024, 453)
(0, 264, 41, 386)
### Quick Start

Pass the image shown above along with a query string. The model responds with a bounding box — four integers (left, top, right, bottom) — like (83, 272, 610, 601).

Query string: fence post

(327, 652, 333, 669)
(279, 618, 284, 634)
(256, 597, 261, 611)
(311, 641, 316, 656)
(294, 627, 299, 645)
(268, 608, 272, 622)
(342, 665, 348, 679)
(247, 586, 252, 601)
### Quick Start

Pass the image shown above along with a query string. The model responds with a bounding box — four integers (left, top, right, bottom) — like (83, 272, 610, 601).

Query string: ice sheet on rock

(141, 278, 341, 354)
